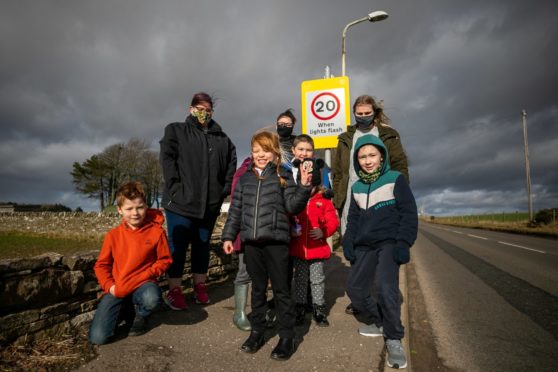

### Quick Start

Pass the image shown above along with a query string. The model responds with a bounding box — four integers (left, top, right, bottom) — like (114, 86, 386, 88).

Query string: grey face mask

(355, 114, 375, 129)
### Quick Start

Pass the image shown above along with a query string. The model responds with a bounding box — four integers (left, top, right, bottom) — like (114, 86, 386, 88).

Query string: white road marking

(468, 234, 488, 240)
(451, 230, 464, 234)
(498, 241, 546, 254)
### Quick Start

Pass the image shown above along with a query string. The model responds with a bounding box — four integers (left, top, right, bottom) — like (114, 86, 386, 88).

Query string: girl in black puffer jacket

(222, 131, 312, 361)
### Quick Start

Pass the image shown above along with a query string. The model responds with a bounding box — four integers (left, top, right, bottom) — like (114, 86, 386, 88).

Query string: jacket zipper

(253, 178, 262, 240)
(366, 183, 372, 209)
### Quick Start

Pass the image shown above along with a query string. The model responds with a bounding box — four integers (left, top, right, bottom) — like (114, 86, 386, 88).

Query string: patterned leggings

(293, 257, 326, 306)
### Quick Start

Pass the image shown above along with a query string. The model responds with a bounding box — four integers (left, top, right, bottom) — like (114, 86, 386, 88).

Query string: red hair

(251, 131, 287, 187)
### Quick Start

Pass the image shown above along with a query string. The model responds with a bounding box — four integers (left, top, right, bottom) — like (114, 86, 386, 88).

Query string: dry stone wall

(0, 212, 235, 346)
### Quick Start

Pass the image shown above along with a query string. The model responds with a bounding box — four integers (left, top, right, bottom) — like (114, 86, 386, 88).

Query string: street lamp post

(521, 110, 533, 221)
(341, 10, 389, 76)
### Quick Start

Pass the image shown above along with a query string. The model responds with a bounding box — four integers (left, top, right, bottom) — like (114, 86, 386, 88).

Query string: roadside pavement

(78, 250, 410, 372)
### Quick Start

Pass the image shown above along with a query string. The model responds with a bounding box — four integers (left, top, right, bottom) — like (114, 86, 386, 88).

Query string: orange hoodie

(94, 208, 172, 298)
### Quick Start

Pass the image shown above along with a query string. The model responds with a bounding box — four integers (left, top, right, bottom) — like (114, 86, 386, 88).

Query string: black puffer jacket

(222, 162, 311, 244)
(160, 115, 237, 219)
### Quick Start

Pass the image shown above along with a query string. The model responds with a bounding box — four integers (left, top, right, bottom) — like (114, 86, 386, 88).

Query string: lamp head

(368, 11, 389, 22)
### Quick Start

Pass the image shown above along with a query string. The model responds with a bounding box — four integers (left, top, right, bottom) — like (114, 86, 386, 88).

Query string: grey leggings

(234, 252, 251, 285)
(293, 257, 326, 306)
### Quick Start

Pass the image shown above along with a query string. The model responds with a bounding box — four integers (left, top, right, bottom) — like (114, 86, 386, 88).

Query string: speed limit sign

(301, 76, 350, 149)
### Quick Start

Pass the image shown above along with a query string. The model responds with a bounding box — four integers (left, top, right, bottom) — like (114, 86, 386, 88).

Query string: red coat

(289, 192, 339, 260)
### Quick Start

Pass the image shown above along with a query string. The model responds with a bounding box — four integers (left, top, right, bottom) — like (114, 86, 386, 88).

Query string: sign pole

(323, 66, 333, 251)
(323, 66, 332, 185)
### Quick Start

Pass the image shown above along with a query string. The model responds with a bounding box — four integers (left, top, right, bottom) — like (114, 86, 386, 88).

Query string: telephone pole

(522, 110, 533, 221)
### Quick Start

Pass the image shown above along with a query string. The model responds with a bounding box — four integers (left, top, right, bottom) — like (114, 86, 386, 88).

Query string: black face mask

(277, 126, 293, 138)
(355, 114, 375, 129)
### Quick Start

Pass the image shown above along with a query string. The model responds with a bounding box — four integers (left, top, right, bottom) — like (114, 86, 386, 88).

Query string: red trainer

(194, 283, 210, 304)
(164, 287, 188, 310)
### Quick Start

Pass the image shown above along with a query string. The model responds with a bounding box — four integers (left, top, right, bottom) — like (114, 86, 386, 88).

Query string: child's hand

(109, 285, 116, 296)
(223, 241, 234, 255)
(393, 246, 410, 264)
(299, 160, 312, 186)
(308, 228, 324, 240)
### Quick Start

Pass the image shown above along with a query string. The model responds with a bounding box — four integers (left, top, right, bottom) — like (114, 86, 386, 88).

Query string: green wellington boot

(233, 283, 252, 331)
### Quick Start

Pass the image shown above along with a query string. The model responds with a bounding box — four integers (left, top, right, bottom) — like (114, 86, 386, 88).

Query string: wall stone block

(0, 252, 63, 275)
(0, 212, 237, 346)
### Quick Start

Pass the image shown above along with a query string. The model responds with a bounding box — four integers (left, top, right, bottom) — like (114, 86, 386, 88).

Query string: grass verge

(0, 231, 102, 260)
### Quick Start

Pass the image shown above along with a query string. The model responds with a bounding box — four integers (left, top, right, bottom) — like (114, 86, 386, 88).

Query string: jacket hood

(353, 134, 390, 176)
(240, 156, 252, 168)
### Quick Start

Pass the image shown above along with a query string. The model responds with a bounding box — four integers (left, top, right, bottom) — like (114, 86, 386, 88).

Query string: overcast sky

(1, 0, 557, 215)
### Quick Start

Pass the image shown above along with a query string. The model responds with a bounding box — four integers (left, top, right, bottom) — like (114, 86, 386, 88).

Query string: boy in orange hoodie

(88, 181, 172, 345)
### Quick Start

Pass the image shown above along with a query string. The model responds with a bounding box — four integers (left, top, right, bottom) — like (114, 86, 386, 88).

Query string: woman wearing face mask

(276, 109, 297, 164)
(332, 94, 409, 315)
(160, 92, 237, 310)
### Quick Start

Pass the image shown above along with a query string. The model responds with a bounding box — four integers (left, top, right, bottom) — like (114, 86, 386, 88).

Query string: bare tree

(71, 138, 163, 210)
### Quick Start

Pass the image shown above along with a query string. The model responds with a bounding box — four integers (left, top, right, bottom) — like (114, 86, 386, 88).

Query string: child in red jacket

(289, 158, 339, 327)
(89, 181, 172, 345)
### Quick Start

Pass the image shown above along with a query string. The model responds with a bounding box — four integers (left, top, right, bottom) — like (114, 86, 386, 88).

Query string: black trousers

(346, 244, 404, 340)
(244, 241, 295, 339)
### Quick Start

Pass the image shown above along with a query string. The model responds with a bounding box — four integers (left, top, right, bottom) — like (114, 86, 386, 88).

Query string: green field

(0, 231, 102, 260)
(433, 212, 530, 223)
(427, 211, 558, 238)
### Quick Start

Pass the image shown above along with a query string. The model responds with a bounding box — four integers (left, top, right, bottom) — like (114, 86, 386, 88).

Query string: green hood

(353, 134, 391, 177)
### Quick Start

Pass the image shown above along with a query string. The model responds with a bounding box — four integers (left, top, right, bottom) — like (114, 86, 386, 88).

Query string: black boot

(295, 303, 305, 325)
(270, 338, 295, 360)
(128, 315, 148, 336)
(313, 304, 330, 327)
(241, 330, 265, 353)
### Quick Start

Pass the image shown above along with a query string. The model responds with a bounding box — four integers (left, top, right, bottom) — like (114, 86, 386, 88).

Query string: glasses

(277, 121, 294, 128)
(194, 106, 212, 113)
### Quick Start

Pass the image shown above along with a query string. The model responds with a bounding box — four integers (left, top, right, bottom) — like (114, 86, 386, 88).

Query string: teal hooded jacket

(341, 135, 417, 261)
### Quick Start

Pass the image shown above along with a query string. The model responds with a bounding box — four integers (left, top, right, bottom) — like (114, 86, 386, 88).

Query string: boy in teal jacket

(343, 134, 417, 369)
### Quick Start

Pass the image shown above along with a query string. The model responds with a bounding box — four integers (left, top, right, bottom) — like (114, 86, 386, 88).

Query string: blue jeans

(165, 209, 218, 278)
(88, 282, 161, 345)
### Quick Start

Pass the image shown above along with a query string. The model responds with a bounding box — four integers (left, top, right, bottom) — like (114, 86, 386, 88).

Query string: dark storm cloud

(1, 0, 557, 214)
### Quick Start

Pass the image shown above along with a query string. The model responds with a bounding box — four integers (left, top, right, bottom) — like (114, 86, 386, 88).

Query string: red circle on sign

(311, 92, 340, 121)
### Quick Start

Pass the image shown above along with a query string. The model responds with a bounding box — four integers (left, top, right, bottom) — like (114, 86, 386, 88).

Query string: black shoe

(295, 303, 305, 325)
(304, 302, 313, 313)
(128, 315, 148, 336)
(265, 308, 277, 328)
(313, 305, 330, 327)
(270, 338, 294, 360)
(241, 330, 265, 353)
(345, 303, 360, 315)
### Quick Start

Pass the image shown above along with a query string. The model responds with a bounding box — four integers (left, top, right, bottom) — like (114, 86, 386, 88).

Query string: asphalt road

(78, 251, 386, 372)
(410, 222, 558, 371)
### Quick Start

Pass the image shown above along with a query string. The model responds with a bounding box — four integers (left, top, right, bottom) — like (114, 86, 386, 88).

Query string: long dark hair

(352, 95, 390, 126)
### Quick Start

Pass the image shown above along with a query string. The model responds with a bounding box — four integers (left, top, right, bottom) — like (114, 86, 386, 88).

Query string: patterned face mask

(358, 164, 382, 184)
(192, 109, 210, 124)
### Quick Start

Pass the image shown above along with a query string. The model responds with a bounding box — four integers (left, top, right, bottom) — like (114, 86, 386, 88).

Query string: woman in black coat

(160, 92, 237, 310)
